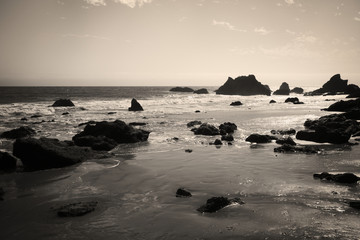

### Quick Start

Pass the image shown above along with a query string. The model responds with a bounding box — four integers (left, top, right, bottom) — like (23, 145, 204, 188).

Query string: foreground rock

(197, 197, 244, 213)
(0, 151, 17, 172)
(192, 123, 220, 136)
(1, 126, 36, 139)
(273, 82, 290, 95)
(216, 75, 271, 96)
(73, 120, 150, 150)
(313, 172, 360, 184)
(13, 137, 92, 171)
(170, 87, 194, 92)
(274, 144, 320, 154)
(193, 88, 209, 94)
(52, 99, 75, 107)
(290, 87, 304, 94)
(57, 201, 98, 217)
(324, 98, 360, 112)
(128, 98, 144, 111)
(176, 188, 192, 198)
(305, 74, 358, 96)
(219, 122, 237, 134)
(296, 130, 350, 144)
(246, 134, 277, 143)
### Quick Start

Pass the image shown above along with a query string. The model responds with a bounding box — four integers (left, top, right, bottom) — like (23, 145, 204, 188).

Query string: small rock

(129, 122, 147, 126)
(107, 112, 116, 115)
(271, 129, 296, 135)
(195, 110, 201, 113)
(52, 99, 75, 107)
(57, 201, 98, 217)
(193, 88, 209, 94)
(20, 117, 28, 121)
(221, 135, 234, 141)
(219, 122, 237, 134)
(62, 112, 69, 115)
(169, 87, 194, 92)
(185, 149, 192, 153)
(30, 114, 42, 118)
(230, 101, 242, 106)
(274, 144, 320, 154)
(197, 197, 244, 213)
(349, 200, 360, 209)
(176, 188, 192, 198)
(269, 100, 276, 104)
(276, 136, 296, 146)
(187, 120, 202, 128)
(192, 123, 220, 136)
(128, 98, 144, 111)
(213, 139, 223, 145)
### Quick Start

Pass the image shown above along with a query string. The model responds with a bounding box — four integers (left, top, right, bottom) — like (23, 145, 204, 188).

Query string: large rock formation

(0, 126, 36, 139)
(193, 88, 209, 94)
(73, 120, 150, 150)
(273, 82, 290, 95)
(128, 98, 144, 111)
(290, 87, 304, 94)
(169, 87, 194, 92)
(52, 99, 75, 107)
(216, 75, 271, 96)
(305, 74, 358, 96)
(325, 98, 360, 112)
(13, 137, 92, 171)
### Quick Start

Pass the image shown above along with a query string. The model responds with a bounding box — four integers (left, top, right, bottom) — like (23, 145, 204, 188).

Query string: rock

(72, 135, 118, 151)
(313, 172, 360, 184)
(52, 99, 75, 107)
(107, 112, 116, 115)
(290, 87, 304, 94)
(271, 129, 296, 135)
(57, 201, 98, 217)
(1, 126, 36, 139)
(274, 144, 320, 154)
(221, 135, 234, 141)
(169, 87, 194, 92)
(305, 74, 356, 96)
(285, 97, 304, 104)
(192, 123, 220, 136)
(13, 137, 92, 171)
(213, 139, 223, 145)
(341, 109, 360, 120)
(296, 130, 350, 144)
(31, 114, 42, 118)
(193, 88, 209, 94)
(20, 117, 27, 121)
(349, 200, 360, 209)
(245, 134, 277, 143)
(197, 197, 244, 213)
(0, 187, 4, 201)
(347, 91, 360, 99)
(216, 75, 271, 96)
(230, 101, 243, 106)
(62, 112, 69, 115)
(78, 120, 96, 127)
(269, 100, 276, 104)
(185, 149, 193, 153)
(128, 98, 144, 111)
(0, 151, 17, 172)
(129, 122, 147, 126)
(276, 136, 296, 146)
(219, 122, 237, 134)
(187, 120, 202, 128)
(325, 98, 360, 112)
(195, 110, 201, 113)
(73, 120, 150, 150)
(176, 188, 192, 198)
(273, 82, 290, 95)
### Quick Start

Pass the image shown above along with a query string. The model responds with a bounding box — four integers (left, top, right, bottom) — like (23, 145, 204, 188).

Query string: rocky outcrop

(324, 98, 360, 112)
(230, 101, 242, 106)
(274, 144, 320, 154)
(191, 123, 220, 136)
(73, 120, 150, 150)
(0, 126, 36, 139)
(197, 197, 244, 213)
(57, 201, 98, 217)
(13, 137, 92, 171)
(290, 87, 304, 94)
(219, 122, 237, 134)
(313, 172, 360, 184)
(169, 87, 194, 92)
(216, 75, 271, 96)
(187, 120, 202, 128)
(193, 88, 209, 94)
(176, 188, 192, 198)
(296, 129, 350, 144)
(0, 151, 17, 172)
(304, 74, 358, 96)
(52, 99, 75, 107)
(245, 134, 277, 143)
(273, 82, 290, 95)
(128, 98, 144, 111)
(285, 97, 304, 104)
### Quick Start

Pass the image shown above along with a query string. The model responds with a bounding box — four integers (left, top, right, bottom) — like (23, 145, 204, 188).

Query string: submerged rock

(313, 172, 360, 184)
(197, 197, 244, 213)
(128, 98, 144, 111)
(193, 88, 209, 94)
(192, 123, 220, 136)
(13, 137, 92, 171)
(245, 134, 277, 143)
(0, 126, 36, 139)
(273, 82, 290, 95)
(176, 188, 192, 198)
(274, 144, 320, 154)
(57, 201, 98, 217)
(0, 151, 17, 172)
(216, 75, 271, 96)
(52, 99, 75, 107)
(170, 87, 194, 92)
(230, 101, 243, 106)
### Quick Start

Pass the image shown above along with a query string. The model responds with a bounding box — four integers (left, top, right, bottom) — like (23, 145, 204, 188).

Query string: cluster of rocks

(170, 87, 209, 94)
(189, 122, 237, 145)
(273, 82, 304, 95)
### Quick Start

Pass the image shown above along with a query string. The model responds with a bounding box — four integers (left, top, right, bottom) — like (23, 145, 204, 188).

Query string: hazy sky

(0, 0, 359, 87)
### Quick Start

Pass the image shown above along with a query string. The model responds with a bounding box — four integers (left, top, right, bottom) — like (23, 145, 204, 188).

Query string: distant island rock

(169, 87, 194, 92)
(273, 82, 290, 95)
(52, 99, 75, 107)
(128, 98, 144, 111)
(290, 87, 304, 94)
(304, 74, 359, 96)
(215, 75, 271, 96)
(193, 88, 209, 94)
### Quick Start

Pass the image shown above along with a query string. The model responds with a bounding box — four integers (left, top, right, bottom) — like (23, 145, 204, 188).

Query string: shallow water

(1, 88, 360, 239)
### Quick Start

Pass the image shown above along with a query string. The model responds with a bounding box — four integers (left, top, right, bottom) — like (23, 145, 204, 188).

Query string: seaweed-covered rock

(273, 82, 290, 95)
(0, 126, 36, 139)
(170, 87, 194, 92)
(128, 98, 144, 111)
(230, 101, 242, 106)
(52, 99, 75, 107)
(193, 88, 209, 94)
(216, 75, 271, 96)
(13, 137, 92, 171)
(313, 172, 360, 184)
(274, 144, 320, 154)
(192, 123, 220, 136)
(176, 188, 192, 198)
(245, 134, 277, 143)
(57, 201, 98, 217)
(0, 151, 17, 172)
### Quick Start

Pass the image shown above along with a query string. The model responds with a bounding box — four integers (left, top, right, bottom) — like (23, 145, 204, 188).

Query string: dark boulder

(57, 201, 98, 217)
(129, 122, 147, 126)
(78, 120, 96, 127)
(274, 144, 320, 154)
(290, 87, 304, 94)
(52, 99, 75, 107)
(170, 87, 194, 92)
(285, 97, 304, 104)
(219, 122, 237, 134)
(325, 98, 360, 112)
(221, 134, 234, 141)
(21, 117, 27, 121)
(30, 114, 42, 118)
(271, 129, 296, 135)
(269, 100, 276, 104)
(213, 139, 223, 145)
(197, 197, 244, 213)
(0, 151, 17, 172)
(187, 120, 202, 128)
(276, 136, 296, 146)
(313, 172, 360, 184)
(13, 137, 92, 171)
(349, 200, 360, 209)
(230, 101, 243, 106)
(176, 188, 192, 198)
(245, 134, 277, 143)
(216, 75, 271, 96)
(193, 88, 209, 94)
(1, 126, 36, 139)
(128, 98, 144, 111)
(273, 82, 290, 95)
(296, 130, 350, 144)
(73, 120, 150, 150)
(192, 123, 220, 136)
(341, 108, 360, 120)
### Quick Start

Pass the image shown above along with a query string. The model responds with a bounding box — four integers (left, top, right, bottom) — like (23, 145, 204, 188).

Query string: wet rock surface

(274, 144, 320, 154)
(197, 197, 244, 213)
(0, 126, 36, 139)
(0, 151, 17, 172)
(313, 172, 360, 184)
(57, 201, 98, 217)
(176, 188, 192, 198)
(245, 134, 277, 143)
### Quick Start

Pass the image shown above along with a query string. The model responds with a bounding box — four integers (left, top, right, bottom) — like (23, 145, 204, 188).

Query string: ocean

(0, 86, 360, 239)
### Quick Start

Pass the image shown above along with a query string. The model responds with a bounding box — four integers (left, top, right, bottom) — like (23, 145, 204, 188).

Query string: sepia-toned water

(0, 87, 360, 239)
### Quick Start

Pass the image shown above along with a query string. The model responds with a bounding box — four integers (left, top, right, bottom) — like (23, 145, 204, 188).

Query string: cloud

(212, 20, 246, 32)
(84, 0, 106, 6)
(285, 0, 295, 5)
(295, 34, 317, 43)
(355, 17, 360, 21)
(62, 33, 112, 40)
(254, 27, 271, 35)
(113, 0, 153, 8)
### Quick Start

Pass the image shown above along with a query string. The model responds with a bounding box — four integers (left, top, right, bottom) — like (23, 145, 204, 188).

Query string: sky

(0, 0, 359, 87)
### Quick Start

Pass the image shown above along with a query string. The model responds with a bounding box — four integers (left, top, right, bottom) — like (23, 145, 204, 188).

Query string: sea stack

(52, 99, 75, 107)
(128, 98, 144, 111)
(273, 82, 290, 95)
(305, 74, 359, 96)
(215, 75, 271, 96)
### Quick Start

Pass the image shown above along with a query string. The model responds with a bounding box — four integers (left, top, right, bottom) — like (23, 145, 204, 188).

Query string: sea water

(0, 86, 360, 239)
